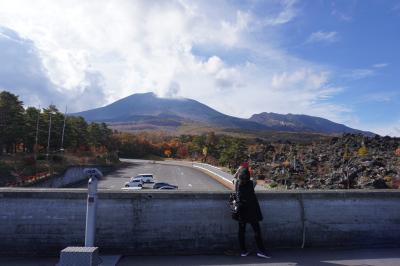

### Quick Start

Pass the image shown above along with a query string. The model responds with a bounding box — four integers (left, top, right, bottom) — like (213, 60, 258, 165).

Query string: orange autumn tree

(164, 149, 172, 158)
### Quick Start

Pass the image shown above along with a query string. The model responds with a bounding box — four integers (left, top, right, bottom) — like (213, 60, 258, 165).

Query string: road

(75, 159, 228, 191)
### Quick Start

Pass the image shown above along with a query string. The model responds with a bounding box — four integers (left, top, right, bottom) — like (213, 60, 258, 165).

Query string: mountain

(74, 92, 373, 136)
(74, 92, 269, 131)
(249, 112, 373, 135)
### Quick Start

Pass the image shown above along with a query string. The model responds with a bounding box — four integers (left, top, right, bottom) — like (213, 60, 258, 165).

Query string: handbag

(229, 192, 240, 220)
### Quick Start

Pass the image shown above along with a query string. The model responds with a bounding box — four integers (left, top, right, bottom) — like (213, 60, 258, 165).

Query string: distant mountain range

(74, 92, 373, 136)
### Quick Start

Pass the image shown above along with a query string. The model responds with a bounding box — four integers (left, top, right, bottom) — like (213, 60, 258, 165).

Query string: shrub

(268, 181, 278, 188)
(357, 146, 368, 156)
(0, 161, 12, 178)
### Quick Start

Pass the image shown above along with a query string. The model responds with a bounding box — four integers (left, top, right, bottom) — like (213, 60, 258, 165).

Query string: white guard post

(84, 168, 102, 247)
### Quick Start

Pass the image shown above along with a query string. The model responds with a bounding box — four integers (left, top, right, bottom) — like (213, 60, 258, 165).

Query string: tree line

(115, 131, 249, 170)
(1, 90, 250, 171)
(0, 91, 115, 155)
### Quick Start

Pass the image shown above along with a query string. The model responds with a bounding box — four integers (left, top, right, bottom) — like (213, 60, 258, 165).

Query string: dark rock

(372, 178, 388, 189)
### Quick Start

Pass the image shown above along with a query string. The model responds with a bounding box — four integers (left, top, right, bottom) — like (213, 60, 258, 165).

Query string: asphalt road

(76, 159, 228, 191)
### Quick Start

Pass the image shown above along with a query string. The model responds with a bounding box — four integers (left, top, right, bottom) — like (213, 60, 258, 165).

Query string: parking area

(74, 160, 228, 191)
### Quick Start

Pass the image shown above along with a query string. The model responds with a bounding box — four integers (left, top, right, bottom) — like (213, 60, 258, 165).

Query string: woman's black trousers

(238, 222, 266, 252)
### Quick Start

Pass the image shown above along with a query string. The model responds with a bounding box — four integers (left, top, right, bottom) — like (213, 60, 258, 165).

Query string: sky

(0, 0, 399, 136)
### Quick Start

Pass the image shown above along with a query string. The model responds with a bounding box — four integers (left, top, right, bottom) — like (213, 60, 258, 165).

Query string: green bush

(52, 154, 64, 163)
(0, 161, 12, 177)
(268, 182, 278, 188)
(36, 154, 46, 160)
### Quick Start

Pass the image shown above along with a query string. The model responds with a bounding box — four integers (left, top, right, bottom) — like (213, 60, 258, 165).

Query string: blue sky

(0, 0, 399, 136)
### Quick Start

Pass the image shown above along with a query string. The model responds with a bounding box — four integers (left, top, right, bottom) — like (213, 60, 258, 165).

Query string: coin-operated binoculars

(83, 168, 103, 247)
(58, 168, 104, 266)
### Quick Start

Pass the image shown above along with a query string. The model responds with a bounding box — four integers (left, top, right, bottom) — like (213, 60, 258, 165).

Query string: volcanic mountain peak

(74, 92, 373, 136)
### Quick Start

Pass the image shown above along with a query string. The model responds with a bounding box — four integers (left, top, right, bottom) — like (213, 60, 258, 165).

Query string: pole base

(57, 246, 101, 266)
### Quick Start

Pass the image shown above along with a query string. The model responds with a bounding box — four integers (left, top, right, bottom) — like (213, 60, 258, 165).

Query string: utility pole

(34, 105, 40, 161)
(60, 106, 67, 152)
(47, 111, 52, 159)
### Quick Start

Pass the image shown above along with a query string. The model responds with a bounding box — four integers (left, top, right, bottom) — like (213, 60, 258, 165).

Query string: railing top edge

(1, 188, 400, 200)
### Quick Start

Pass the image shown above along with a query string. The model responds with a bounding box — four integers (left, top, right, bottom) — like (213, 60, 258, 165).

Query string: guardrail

(5, 172, 51, 187)
(192, 163, 234, 189)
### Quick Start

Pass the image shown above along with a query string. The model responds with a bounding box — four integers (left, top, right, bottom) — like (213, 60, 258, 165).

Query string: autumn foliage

(164, 149, 172, 158)
(357, 145, 368, 157)
(113, 131, 248, 167)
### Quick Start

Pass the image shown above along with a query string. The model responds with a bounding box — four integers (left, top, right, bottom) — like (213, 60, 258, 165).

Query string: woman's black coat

(237, 181, 263, 223)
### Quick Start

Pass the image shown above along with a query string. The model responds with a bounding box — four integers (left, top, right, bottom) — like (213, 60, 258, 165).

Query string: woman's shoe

(240, 251, 250, 257)
(256, 251, 271, 259)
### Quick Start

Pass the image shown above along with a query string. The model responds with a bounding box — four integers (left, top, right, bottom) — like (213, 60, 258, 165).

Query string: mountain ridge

(73, 92, 373, 136)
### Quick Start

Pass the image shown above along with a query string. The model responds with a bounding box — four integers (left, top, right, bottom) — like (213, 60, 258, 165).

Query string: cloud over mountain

(0, 0, 398, 136)
(0, 0, 345, 119)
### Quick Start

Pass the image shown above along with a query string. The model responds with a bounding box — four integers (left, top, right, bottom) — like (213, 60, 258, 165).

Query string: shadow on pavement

(117, 248, 400, 266)
(1, 248, 399, 266)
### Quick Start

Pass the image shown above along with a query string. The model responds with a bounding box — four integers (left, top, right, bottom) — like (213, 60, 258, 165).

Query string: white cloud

(344, 68, 375, 80)
(331, 1, 353, 22)
(342, 63, 389, 81)
(262, 0, 298, 26)
(359, 122, 400, 137)
(360, 92, 398, 103)
(0, 0, 350, 125)
(307, 31, 339, 43)
(372, 63, 388, 68)
(204, 56, 223, 74)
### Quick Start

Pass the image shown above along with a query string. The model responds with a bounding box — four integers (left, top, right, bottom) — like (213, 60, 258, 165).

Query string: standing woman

(235, 163, 270, 258)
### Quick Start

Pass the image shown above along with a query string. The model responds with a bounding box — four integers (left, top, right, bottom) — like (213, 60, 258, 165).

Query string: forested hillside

(0, 91, 119, 186)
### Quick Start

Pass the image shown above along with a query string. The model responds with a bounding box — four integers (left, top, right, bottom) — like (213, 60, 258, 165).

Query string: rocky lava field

(250, 134, 400, 189)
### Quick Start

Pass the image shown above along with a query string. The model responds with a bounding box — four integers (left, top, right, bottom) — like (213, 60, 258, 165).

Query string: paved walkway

(119, 248, 400, 266)
(1, 248, 399, 266)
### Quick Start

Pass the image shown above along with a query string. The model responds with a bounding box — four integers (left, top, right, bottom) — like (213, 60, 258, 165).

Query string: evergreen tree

(0, 91, 25, 153)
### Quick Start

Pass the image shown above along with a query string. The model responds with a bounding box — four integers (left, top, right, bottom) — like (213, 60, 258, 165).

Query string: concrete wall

(0, 189, 399, 255)
(32, 166, 112, 188)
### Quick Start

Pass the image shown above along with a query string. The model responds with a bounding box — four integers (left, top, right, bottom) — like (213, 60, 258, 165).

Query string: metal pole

(47, 112, 52, 158)
(60, 106, 67, 151)
(34, 105, 40, 161)
(85, 173, 98, 247)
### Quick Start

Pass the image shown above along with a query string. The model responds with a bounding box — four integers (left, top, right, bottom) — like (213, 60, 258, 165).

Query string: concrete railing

(0, 189, 399, 255)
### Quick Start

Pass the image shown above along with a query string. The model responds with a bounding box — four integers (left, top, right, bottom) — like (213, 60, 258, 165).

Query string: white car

(124, 177, 144, 189)
(134, 173, 154, 183)
(121, 186, 142, 190)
